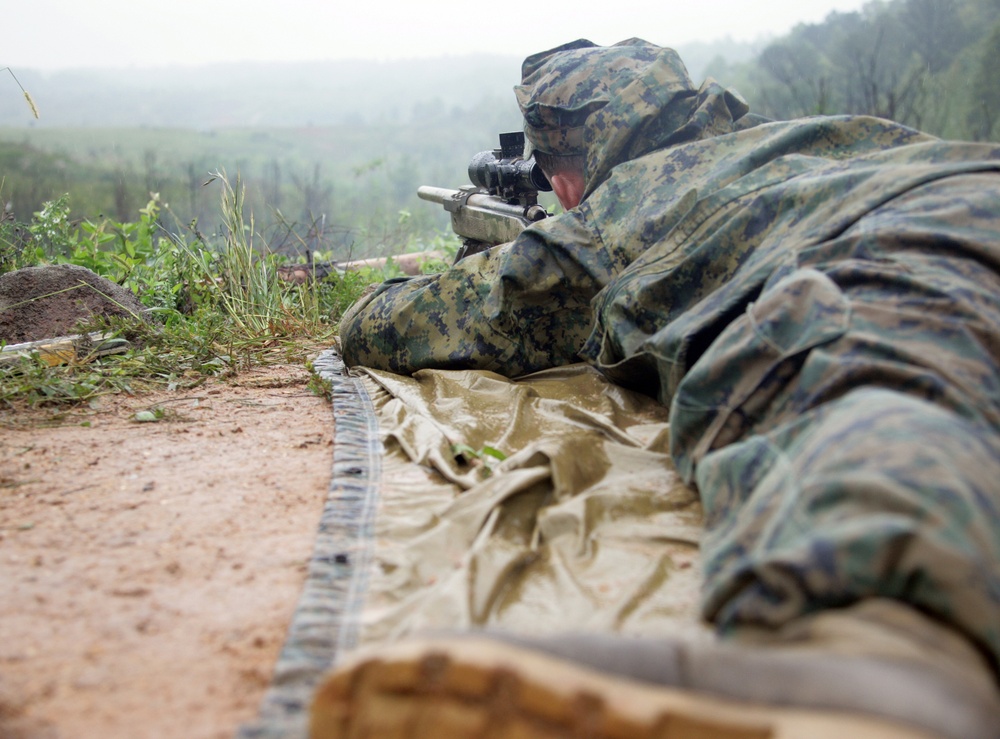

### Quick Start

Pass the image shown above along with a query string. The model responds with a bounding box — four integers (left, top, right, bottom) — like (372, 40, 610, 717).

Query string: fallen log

(277, 250, 446, 284)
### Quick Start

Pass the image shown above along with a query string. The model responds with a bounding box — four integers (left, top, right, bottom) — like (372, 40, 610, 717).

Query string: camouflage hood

(515, 39, 753, 199)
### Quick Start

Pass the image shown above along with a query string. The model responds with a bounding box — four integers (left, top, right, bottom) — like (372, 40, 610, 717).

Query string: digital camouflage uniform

(340, 40, 1000, 676)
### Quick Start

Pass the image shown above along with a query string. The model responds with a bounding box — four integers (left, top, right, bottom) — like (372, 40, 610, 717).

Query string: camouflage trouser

(669, 173, 1000, 674)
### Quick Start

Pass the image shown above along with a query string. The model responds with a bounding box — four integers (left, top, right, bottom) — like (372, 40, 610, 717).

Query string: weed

(3, 67, 39, 119)
(0, 175, 389, 414)
(133, 407, 166, 423)
(306, 360, 334, 401)
(451, 443, 507, 477)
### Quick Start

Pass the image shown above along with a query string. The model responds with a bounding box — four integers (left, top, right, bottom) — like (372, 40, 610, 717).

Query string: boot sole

(310, 637, 934, 738)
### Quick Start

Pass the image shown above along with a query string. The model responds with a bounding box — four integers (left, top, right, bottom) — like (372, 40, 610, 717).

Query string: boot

(310, 600, 1000, 739)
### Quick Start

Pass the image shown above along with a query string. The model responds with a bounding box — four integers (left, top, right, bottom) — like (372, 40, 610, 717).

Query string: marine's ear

(550, 170, 586, 210)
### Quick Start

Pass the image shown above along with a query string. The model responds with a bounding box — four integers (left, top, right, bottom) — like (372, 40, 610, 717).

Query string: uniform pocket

(669, 268, 850, 482)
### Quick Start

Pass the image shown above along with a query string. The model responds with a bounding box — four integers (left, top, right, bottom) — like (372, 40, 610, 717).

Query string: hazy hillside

(1, 37, 756, 130)
(3, 56, 525, 129)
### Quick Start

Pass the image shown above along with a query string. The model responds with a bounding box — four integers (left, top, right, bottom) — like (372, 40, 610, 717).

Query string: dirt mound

(0, 265, 148, 344)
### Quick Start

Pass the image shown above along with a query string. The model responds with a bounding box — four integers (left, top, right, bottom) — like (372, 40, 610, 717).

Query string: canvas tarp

(240, 350, 708, 738)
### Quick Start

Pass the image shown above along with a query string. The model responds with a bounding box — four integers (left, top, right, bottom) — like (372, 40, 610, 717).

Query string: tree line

(710, 0, 1000, 141)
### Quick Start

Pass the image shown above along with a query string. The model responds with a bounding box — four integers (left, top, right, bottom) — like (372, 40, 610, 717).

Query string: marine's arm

(338, 246, 525, 374)
(339, 208, 612, 376)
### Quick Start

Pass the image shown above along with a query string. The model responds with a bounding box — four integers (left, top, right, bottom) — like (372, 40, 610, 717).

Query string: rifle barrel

(417, 186, 458, 204)
(418, 184, 549, 246)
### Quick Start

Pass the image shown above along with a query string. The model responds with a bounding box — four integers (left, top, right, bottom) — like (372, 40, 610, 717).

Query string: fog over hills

(2, 41, 761, 129)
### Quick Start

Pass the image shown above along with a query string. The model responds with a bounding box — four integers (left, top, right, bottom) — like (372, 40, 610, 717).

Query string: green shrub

(1, 177, 388, 411)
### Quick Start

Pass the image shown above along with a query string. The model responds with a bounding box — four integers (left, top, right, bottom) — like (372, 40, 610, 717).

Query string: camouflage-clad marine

(338, 39, 1000, 734)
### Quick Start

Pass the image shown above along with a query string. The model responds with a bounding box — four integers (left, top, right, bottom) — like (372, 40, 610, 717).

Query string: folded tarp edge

(238, 348, 382, 739)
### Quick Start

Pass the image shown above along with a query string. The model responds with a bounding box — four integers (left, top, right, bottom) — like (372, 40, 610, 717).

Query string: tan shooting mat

(241, 353, 708, 738)
(347, 362, 707, 645)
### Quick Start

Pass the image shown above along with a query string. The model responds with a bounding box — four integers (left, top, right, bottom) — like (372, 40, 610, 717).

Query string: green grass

(0, 172, 426, 416)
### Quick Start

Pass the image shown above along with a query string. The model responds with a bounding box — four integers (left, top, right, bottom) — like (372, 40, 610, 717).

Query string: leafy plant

(451, 443, 508, 477)
(27, 195, 77, 256)
(133, 407, 166, 423)
(0, 179, 42, 273)
(1, 176, 386, 414)
(305, 360, 334, 401)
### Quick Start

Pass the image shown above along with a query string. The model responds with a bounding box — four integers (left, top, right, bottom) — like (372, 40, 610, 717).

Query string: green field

(0, 119, 532, 261)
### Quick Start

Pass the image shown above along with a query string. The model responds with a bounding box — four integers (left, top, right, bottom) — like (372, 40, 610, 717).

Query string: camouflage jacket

(340, 42, 1000, 406)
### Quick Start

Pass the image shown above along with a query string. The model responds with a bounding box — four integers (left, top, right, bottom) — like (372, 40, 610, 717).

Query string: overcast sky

(6, 0, 872, 71)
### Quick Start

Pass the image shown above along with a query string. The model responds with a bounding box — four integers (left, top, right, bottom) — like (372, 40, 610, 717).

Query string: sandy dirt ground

(0, 360, 334, 739)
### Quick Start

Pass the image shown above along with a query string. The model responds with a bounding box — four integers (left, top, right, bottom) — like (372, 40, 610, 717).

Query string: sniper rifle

(418, 131, 551, 262)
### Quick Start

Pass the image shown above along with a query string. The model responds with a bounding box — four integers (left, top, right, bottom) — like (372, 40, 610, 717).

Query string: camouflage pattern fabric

(673, 173, 1000, 675)
(339, 39, 1000, 675)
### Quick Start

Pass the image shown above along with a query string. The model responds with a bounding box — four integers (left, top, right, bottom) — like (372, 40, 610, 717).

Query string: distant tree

(142, 149, 161, 197)
(184, 162, 202, 225)
(287, 163, 334, 255)
(822, 9, 930, 126)
(262, 159, 283, 212)
(757, 40, 832, 117)
(900, 0, 970, 73)
(739, 0, 996, 131)
(968, 0, 1000, 22)
(966, 22, 1000, 139)
(113, 166, 134, 222)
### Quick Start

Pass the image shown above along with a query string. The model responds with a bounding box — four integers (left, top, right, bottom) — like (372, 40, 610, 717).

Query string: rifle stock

(417, 185, 548, 250)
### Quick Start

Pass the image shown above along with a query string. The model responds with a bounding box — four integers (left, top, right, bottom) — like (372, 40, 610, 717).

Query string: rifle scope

(468, 132, 551, 202)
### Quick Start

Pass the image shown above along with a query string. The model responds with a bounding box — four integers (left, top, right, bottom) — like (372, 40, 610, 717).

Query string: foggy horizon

(7, 0, 872, 73)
